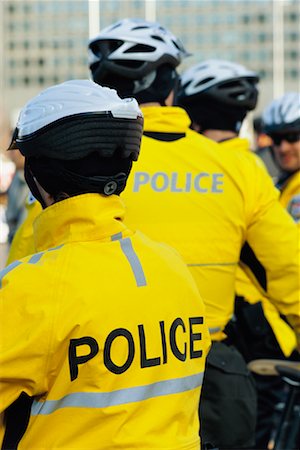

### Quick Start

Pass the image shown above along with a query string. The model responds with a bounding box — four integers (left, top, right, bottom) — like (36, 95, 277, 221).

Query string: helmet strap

(24, 159, 48, 209)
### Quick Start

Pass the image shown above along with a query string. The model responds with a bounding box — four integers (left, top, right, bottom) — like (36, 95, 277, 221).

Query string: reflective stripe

(48, 244, 64, 252)
(0, 261, 22, 288)
(111, 232, 123, 241)
(188, 262, 238, 267)
(119, 238, 147, 287)
(31, 372, 203, 416)
(0, 245, 64, 287)
(28, 252, 44, 264)
(28, 245, 64, 264)
(209, 327, 222, 334)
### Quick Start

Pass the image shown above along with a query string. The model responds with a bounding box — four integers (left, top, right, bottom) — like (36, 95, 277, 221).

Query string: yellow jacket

(6, 194, 41, 266)
(0, 194, 210, 450)
(122, 107, 300, 343)
(228, 138, 298, 356)
(280, 170, 300, 222)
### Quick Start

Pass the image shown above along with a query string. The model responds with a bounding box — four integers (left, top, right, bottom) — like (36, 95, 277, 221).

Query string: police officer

(263, 92, 300, 224)
(0, 80, 211, 450)
(248, 92, 300, 448)
(178, 59, 300, 448)
(88, 23, 300, 450)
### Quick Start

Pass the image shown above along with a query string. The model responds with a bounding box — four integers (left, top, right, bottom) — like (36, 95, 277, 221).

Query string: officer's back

(0, 81, 210, 450)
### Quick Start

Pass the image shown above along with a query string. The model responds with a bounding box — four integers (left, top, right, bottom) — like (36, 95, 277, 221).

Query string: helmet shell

(263, 92, 300, 135)
(88, 18, 189, 80)
(13, 80, 143, 161)
(179, 59, 259, 110)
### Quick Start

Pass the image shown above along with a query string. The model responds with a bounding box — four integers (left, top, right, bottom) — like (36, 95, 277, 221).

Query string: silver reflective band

(31, 372, 204, 416)
(119, 237, 147, 287)
(28, 252, 44, 264)
(28, 245, 64, 264)
(0, 245, 65, 288)
(111, 232, 123, 241)
(0, 260, 22, 288)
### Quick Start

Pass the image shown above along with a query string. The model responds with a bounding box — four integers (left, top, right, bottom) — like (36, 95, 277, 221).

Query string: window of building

(289, 50, 298, 59)
(23, 4, 31, 14)
(242, 50, 251, 62)
(242, 32, 252, 43)
(258, 33, 267, 43)
(289, 12, 298, 22)
(242, 15, 250, 24)
(258, 14, 266, 23)
(259, 69, 266, 79)
(289, 68, 298, 79)
(8, 4, 16, 14)
(289, 32, 299, 41)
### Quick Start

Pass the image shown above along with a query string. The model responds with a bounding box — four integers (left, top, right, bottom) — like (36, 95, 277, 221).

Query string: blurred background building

(0, 0, 299, 132)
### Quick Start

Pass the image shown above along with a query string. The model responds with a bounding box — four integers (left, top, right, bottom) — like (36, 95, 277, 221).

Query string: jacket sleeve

(240, 159, 300, 347)
(0, 262, 53, 415)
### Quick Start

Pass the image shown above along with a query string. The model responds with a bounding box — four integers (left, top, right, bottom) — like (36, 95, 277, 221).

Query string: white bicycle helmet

(88, 18, 189, 81)
(13, 79, 143, 161)
(262, 92, 300, 135)
(179, 59, 259, 110)
(10, 80, 144, 201)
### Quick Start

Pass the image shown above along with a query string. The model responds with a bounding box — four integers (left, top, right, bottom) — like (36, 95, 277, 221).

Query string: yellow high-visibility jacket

(280, 170, 300, 223)
(0, 194, 211, 450)
(122, 107, 300, 343)
(6, 194, 41, 266)
(226, 138, 298, 356)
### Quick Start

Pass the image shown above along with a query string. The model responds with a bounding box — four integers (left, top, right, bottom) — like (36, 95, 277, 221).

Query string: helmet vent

(196, 77, 214, 86)
(151, 35, 164, 42)
(90, 40, 123, 56)
(114, 59, 144, 69)
(124, 44, 156, 53)
(132, 26, 150, 30)
(219, 81, 239, 89)
(172, 40, 181, 51)
(108, 22, 122, 31)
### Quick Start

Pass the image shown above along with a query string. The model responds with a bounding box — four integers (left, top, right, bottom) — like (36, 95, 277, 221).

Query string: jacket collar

(219, 137, 250, 151)
(33, 193, 129, 252)
(277, 170, 300, 191)
(141, 106, 191, 133)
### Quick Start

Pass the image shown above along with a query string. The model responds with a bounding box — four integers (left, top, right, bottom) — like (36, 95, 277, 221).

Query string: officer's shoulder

(187, 128, 219, 149)
(134, 231, 190, 271)
(1, 245, 63, 289)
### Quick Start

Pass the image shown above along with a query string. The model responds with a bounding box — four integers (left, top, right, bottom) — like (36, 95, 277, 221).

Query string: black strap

(240, 241, 267, 291)
(2, 393, 33, 450)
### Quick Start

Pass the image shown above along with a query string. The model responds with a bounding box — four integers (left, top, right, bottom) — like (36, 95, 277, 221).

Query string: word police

(69, 317, 203, 381)
(133, 171, 224, 193)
